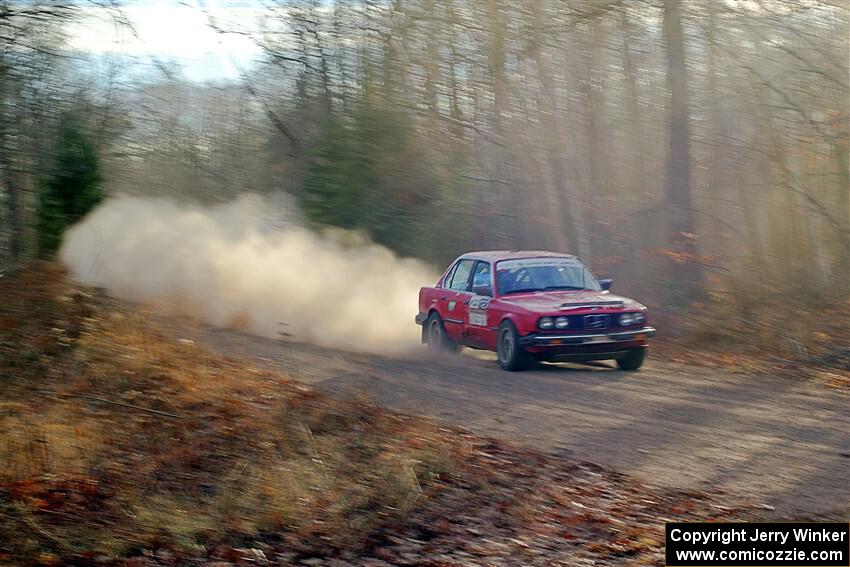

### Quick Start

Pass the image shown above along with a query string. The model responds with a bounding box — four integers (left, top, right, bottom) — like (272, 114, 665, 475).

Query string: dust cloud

(60, 194, 438, 355)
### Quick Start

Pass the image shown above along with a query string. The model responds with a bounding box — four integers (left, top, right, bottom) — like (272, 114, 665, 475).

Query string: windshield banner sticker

(498, 258, 581, 270)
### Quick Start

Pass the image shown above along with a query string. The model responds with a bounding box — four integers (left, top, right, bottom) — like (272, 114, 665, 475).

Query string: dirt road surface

(171, 323, 849, 518)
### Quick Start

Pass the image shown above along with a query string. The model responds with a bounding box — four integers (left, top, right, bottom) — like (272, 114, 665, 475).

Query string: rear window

(447, 259, 475, 291)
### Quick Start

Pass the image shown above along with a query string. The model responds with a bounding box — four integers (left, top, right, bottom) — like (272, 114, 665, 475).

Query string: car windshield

(496, 258, 601, 295)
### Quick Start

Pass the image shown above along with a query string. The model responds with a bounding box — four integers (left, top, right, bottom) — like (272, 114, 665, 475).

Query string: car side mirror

(473, 283, 493, 297)
(599, 278, 613, 291)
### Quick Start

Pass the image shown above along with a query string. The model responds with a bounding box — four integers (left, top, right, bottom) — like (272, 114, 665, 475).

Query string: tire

(497, 321, 531, 371)
(616, 348, 646, 371)
(425, 312, 457, 352)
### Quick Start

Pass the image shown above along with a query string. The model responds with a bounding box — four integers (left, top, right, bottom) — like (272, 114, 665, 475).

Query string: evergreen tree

(36, 115, 104, 258)
(300, 103, 438, 258)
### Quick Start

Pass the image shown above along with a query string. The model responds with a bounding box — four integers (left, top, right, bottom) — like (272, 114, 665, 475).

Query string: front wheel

(497, 321, 531, 371)
(616, 348, 646, 371)
(425, 312, 457, 352)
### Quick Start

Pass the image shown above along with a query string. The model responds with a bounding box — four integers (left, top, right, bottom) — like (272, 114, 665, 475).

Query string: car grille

(540, 313, 644, 332)
(583, 314, 608, 330)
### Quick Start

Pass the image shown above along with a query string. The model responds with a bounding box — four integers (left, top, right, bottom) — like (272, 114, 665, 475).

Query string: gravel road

(171, 323, 849, 518)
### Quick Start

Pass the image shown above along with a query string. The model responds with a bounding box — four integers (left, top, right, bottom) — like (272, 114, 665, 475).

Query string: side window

(471, 261, 492, 296)
(441, 262, 458, 288)
(447, 259, 474, 292)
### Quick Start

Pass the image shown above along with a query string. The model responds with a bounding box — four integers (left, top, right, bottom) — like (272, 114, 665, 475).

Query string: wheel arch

(422, 308, 442, 343)
(497, 312, 520, 329)
(495, 315, 531, 371)
(498, 312, 536, 336)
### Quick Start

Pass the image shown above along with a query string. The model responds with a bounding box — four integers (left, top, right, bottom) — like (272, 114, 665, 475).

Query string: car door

(466, 260, 495, 346)
(439, 258, 475, 342)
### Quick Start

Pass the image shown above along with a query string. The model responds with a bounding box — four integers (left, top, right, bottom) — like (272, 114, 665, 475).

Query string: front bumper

(519, 326, 656, 347)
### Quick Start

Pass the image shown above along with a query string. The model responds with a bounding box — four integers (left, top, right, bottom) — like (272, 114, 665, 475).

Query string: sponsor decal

(498, 258, 581, 270)
(448, 300, 456, 311)
(469, 312, 487, 326)
(469, 295, 490, 327)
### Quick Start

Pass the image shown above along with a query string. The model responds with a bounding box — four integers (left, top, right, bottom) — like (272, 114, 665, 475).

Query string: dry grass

(652, 285, 850, 385)
(0, 264, 834, 565)
(0, 264, 462, 564)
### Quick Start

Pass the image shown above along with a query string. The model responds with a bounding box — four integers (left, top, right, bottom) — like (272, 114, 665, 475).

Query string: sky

(66, 1, 267, 82)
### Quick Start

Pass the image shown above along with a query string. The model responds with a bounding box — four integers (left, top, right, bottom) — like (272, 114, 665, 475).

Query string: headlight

(539, 317, 554, 329)
(619, 313, 636, 326)
(555, 316, 569, 329)
(634, 312, 645, 324)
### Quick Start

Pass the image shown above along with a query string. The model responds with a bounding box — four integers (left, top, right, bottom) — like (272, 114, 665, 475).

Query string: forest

(1, 0, 848, 315)
(1, 2, 849, 564)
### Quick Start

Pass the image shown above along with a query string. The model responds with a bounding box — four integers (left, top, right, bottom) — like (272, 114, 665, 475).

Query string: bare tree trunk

(446, 0, 464, 139)
(584, 19, 607, 259)
(333, 0, 349, 112)
(379, 1, 400, 101)
(620, 9, 645, 196)
(619, 8, 647, 283)
(663, 0, 704, 305)
(560, 33, 593, 261)
(4, 174, 21, 263)
(423, 0, 439, 117)
(529, 0, 575, 253)
(486, 0, 523, 246)
(309, 0, 333, 113)
(0, 54, 21, 266)
(833, 140, 850, 291)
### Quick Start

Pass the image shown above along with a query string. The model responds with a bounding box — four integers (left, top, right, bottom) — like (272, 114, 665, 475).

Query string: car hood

(499, 290, 644, 313)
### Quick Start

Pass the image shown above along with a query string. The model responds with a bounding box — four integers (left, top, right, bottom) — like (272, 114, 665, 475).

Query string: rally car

(415, 251, 656, 371)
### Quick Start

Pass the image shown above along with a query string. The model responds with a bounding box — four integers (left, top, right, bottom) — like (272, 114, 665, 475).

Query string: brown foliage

(0, 265, 459, 563)
(652, 282, 850, 388)
(0, 265, 799, 565)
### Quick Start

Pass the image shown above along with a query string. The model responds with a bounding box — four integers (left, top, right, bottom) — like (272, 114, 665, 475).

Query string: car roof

(459, 250, 579, 262)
